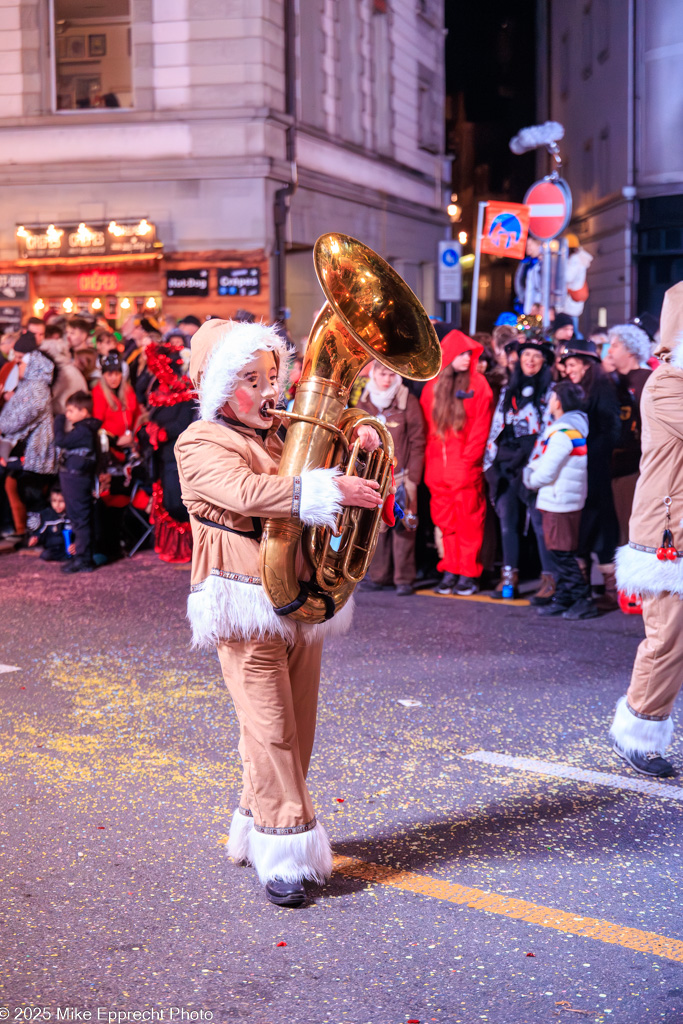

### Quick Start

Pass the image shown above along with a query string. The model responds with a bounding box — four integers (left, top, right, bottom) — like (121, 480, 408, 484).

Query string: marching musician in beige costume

(611, 281, 683, 778)
(175, 318, 382, 906)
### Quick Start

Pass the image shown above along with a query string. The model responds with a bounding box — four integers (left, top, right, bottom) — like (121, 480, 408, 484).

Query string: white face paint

(223, 351, 278, 429)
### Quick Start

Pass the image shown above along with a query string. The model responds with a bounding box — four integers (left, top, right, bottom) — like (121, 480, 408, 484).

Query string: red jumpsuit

(420, 331, 494, 578)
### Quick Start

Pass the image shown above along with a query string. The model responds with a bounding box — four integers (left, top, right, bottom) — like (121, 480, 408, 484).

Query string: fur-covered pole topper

(509, 121, 565, 166)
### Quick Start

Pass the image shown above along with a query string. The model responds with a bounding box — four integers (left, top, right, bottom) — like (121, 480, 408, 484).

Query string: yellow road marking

(413, 589, 530, 607)
(334, 856, 683, 963)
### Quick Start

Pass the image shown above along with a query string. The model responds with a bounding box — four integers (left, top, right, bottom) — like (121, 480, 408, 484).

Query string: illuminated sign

(166, 269, 209, 297)
(217, 267, 261, 296)
(16, 220, 160, 259)
(77, 270, 120, 293)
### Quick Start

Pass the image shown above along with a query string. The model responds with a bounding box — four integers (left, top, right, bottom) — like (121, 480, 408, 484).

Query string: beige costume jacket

(616, 281, 683, 597)
(175, 317, 350, 647)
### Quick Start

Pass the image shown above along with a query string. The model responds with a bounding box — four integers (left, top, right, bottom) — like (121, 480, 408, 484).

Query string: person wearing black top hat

(560, 338, 621, 614)
(484, 334, 556, 601)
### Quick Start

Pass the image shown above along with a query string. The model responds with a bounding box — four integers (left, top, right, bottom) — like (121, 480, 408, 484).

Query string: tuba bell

(259, 232, 442, 624)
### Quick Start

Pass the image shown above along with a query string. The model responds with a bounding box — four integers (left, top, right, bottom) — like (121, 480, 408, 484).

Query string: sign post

(524, 177, 572, 327)
(438, 240, 462, 301)
(469, 201, 487, 337)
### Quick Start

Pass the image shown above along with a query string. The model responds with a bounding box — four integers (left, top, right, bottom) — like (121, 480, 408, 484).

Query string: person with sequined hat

(560, 337, 620, 615)
(610, 281, 683, 777)
(174, 318, 383, 907)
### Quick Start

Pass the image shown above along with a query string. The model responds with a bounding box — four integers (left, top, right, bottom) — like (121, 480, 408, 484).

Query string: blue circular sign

(441, 247, 460, 267)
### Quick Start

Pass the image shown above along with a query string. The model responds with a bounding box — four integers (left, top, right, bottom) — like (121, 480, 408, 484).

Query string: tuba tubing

(259, 233, 441, 625)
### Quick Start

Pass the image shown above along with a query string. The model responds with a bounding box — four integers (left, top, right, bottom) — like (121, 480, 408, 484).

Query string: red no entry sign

(524, 177, 573, 241)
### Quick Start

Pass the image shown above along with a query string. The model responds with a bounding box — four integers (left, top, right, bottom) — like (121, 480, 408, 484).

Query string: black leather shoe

(613, 742, 676, 778)
(265, 878, 307, 907)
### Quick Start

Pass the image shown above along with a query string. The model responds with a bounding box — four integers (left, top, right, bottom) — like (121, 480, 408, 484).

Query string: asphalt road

(0, 549, 681, 1024)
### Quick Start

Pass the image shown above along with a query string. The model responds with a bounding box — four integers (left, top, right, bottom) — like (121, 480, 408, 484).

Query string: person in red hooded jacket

(420, 330, 494, 595)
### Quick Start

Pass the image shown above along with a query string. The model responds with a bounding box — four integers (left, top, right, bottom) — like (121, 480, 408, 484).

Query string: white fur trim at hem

(248, 820, 333, 885)
(198, 322, 289, 422)
(615, 543, 683, 597)
(187, 571, 355, 647)
(609, 695, 674, 755)
(299, 467, 344, 529)
(226, 808, 254, 863)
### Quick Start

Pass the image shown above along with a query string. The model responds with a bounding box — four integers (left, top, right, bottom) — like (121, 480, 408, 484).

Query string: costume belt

(193, 513, 262, 541)
(628, 541, 683, 558)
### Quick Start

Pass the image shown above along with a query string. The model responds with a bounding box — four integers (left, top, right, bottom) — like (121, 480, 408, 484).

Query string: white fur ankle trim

(227, 809, 254, 863)
(299, 467, 343, 529)
(248, 820, 333, 885)
(609, 695, 674, 755)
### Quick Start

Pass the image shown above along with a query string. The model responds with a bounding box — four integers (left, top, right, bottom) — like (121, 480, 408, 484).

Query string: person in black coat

(559, 339, 621, 606)
(53, 390, 102, 573)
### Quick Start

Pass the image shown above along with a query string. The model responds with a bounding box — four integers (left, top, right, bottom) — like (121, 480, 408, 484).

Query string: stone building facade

(0, 0, 447, 339)
(537, 0, 683, 327)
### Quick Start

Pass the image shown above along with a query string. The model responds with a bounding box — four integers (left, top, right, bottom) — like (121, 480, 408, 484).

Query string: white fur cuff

(299, 467, 343, 529)
(609, 695, 674, 755)
(248, 820, 333, 885)
(227, 808, 254, 863)
(615, 543, 683, 597)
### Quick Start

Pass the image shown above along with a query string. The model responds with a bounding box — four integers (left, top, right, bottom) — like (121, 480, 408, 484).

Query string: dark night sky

(444, 1, 537, 198)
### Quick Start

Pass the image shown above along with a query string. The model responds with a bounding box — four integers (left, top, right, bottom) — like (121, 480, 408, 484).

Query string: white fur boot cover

(226, 809, 254, 864)
(609, 695, 675, 755)
(248, 820, 333, 885)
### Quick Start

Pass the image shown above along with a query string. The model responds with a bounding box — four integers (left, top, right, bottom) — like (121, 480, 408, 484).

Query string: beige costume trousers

(626, 592, 683, 719)
(217, 636, 323, 832)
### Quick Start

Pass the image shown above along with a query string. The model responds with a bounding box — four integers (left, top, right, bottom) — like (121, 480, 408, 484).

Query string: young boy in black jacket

(54, 390, 101, 574)
(28, 487, 71, 561)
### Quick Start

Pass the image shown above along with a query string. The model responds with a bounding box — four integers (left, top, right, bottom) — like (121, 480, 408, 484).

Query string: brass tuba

(259, 232, 441, 624)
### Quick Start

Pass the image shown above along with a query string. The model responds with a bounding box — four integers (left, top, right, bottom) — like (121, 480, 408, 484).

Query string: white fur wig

(196, 321, 290, 422)
(609, 695, 674, 755)
(608, 323, 652, 366)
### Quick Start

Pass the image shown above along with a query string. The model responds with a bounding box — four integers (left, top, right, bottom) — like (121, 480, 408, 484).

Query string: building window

(52, 0, 133, 111)
(299, 0, 326, 130)
(560, 31, 570, 99)
(598, 125, 610, 197)
(417, 63, 441, 154)
(416, 0, 440, 28)
(581, 2, 592, 81)
(595, 0, 609, 63)
(372, 2, 393, 155)
(582, 138, 594, 194)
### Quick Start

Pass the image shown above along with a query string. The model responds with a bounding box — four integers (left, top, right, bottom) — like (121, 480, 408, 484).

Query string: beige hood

(655, 281, 683, 364)
(189, 318, 290, 421)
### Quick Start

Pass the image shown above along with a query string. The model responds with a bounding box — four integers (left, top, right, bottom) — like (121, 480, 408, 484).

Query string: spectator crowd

(0, 298, 659, 622)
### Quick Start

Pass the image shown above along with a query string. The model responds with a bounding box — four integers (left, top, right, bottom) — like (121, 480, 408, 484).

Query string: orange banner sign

(480, 201, 530, 260)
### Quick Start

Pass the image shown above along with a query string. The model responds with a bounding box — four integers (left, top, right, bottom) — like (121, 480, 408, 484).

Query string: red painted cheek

(233, 386, 255, 415)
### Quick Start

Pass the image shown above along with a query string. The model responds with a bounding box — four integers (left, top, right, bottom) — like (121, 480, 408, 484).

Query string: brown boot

(491, 566, 519, 599)
(529, 572, 556, 607)
(596, 563, 619, 611)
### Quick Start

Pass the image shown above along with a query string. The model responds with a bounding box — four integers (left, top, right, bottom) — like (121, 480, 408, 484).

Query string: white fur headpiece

(196, 321, 290, 422)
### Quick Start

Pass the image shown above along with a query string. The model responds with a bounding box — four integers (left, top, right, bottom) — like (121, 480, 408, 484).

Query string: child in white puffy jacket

(523, 381, 596, 620)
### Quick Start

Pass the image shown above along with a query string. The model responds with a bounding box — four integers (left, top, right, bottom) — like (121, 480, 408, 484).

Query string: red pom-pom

(667, 547, 678, 561)
(381, 493, 396, 527)
(657, 547, 668, 561)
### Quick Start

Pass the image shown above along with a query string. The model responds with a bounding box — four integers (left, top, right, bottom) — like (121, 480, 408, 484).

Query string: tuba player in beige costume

(611, 281, 683, 778)
(175, 318, 382, 906)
